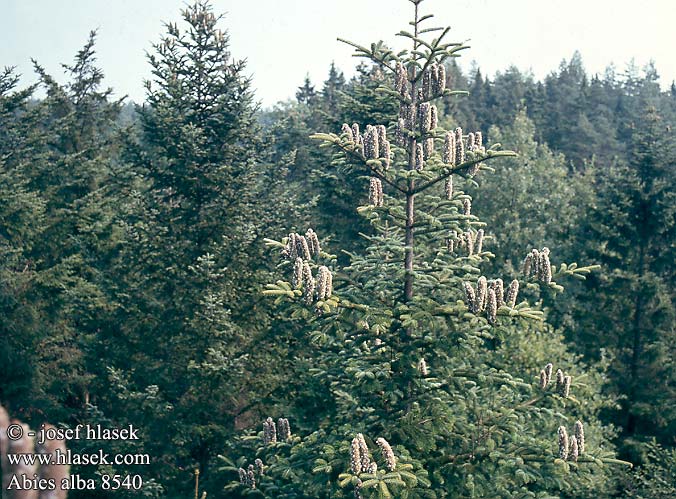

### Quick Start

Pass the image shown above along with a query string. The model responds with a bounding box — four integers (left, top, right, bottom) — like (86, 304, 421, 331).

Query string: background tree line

(0, 1, 674, 497)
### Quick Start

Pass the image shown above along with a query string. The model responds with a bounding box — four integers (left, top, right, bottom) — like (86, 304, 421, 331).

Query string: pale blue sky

(2, 0, 675, 107)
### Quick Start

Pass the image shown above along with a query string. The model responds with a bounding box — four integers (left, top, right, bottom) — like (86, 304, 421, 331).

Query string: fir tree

(224, 2, 628, 497)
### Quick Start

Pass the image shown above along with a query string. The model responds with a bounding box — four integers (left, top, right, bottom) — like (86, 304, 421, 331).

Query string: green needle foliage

(223, 1, 628, 497)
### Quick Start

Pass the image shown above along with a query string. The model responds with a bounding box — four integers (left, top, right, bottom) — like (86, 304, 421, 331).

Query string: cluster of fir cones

(350, 434, 397, 498)
(262, 416, 292, 444)
(238, 417, 292, 489)
(237, 458, 264, 490)
(537, 365, 583, 462)
(394, 61, 485, 174)
(350, 122, 486, 208)
(341, 123, 390, 209)
(283, 229, 333, 304)
(523, 247, 552, 284)
(558, 421, 585, 462)
(447, 227, 483, 256)
(463, 276, 520, 324)
(340, 59, 489, 240)
(539, 362, 573, 398)
(394, 60, 446, 101)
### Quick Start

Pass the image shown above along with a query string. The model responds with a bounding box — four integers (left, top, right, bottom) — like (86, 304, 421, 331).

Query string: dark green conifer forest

(1, 1, 674, 498)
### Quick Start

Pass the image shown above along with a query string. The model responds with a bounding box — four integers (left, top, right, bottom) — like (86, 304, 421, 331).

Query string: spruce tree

(224, 2, 628, 497)
(0, 68, 48, 408)
(106, 1, 300, 491)
(28, 31, 127, 419)
(573, 106, 676, 457)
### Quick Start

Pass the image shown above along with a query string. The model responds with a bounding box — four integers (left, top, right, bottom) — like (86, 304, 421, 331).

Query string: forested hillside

(1, 1, 674, 498)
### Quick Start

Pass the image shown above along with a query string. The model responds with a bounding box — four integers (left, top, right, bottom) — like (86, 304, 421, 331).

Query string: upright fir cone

(419, 102, 432, 133)
(439, 63, 447, 90)
(364, 125, 379, 160)
(350, 437, 362, 474)
(558, 426, 569, 460)
(382, 139, 391, 169)
(302, 262, 316, 305)
(574, 421, 585, 454)
(422, 68, 432, 100)
(296, 234, 312, 260)
(522, 252, 533, 277)
(555, 369, 564, 392)
(430, 105, 438, 130)
(424, 138, 435, 159)
(506, 279, 519, 307)
(463, 281, 477, 313)
(341, 123, 354, 142)
(462, 197, 472, 216)
(403, 103, 415, 130)
(431, 62, 443, 95)
(475, 229, 484, 253)
(396, 118, 407, 146)
(263, 417, 277, 444)
(352, 123, 361, 145)
(474, 131, 483, 149)
(465, 230, 475, 256)
(531, 248, 540, 276)
(357, 434, 370, 473)
(377, 125, 387, 154)
(539, 370, 548, 389)
(376, 438, 396, 471)
(443, 131, 456, 165)
(447, 231, 457, 253)
(477, 276, 488, 312)
(492, 278, 505, 307)
(306, 228, 321, 256)
(278, 418, 292, 441)
(284, 233, 298, 260)
(415, 143, 425, 171)
(569, 436, 579, 462)
(561, 375, 572, 398)
(369, 177, 384, 207)
(316, 266, 333, 301)
(428, 62, 438, 88)
(292, 257, 303, 288)
(395, 62, 408, 96)
(238, 468, 247, 484)
(467, 130, 482, 176)
(544, 363, 553, 384)
(455, 127, 465, 164)
(418, 358, 429, 376)
(255, 458, 265, 475)
(539, 247, 552, 283)
(376, 125, 387, 152)
(487, 288, 498, 324)
(248, 464, 256, 489)
(445, 177, 453, 200)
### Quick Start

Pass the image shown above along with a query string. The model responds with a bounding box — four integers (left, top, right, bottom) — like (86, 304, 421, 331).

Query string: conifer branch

(336, 38, 396, 73)
(413, 151, 517, 194)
